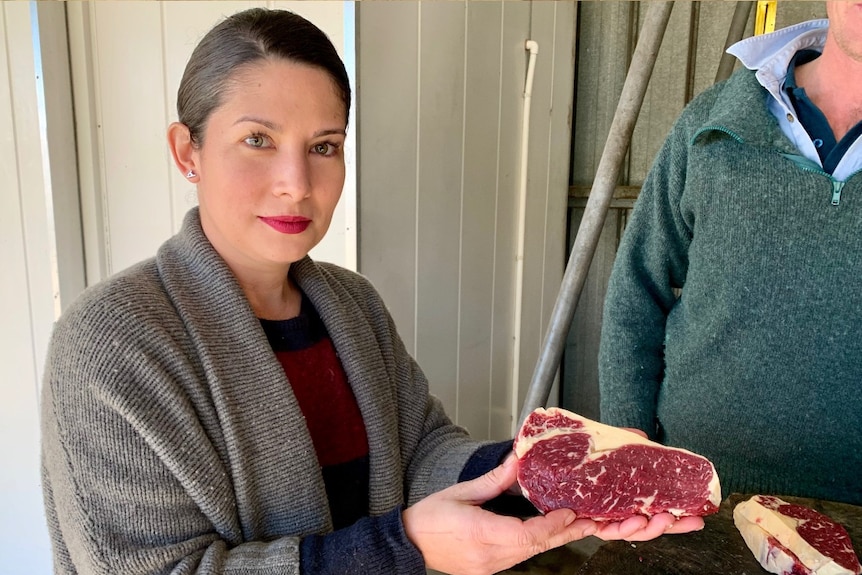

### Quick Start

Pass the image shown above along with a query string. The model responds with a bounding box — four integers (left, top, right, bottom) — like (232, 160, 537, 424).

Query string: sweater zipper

(694, 127, 856, 206)
(831, 180, 844, 206)
(780, 153, 847, 206)
(691, 126, 745, 144)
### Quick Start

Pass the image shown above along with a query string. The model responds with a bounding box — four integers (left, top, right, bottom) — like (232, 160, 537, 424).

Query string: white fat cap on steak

(733, 496, 859, 575)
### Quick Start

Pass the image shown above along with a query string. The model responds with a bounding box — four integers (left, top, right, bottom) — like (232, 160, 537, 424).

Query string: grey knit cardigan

(41, 207, 483, 574)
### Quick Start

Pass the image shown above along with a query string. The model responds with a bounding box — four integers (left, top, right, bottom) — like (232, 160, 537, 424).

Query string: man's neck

(795, 38, 862, 141)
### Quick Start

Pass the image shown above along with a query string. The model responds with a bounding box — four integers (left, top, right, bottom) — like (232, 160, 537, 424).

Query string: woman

(40, 8, 702, 575)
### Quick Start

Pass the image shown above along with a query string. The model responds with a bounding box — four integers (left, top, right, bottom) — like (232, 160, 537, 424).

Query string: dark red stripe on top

(273, 340, 369, 467)
(259, 298, 370, 527)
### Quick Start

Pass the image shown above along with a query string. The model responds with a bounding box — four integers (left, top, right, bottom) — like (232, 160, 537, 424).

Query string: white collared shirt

(727, 19, 862, 181)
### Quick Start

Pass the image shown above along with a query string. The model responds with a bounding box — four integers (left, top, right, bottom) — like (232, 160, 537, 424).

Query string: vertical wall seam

(342, 0, 358, 271)
(455, 0, 469, 423)
(89, 6, 112, 277)
(413, 2, 421, 357)
(488, 1, 505, 439)
(539, 3, 559, 359)
(30, 3, 62, 325)
(60, 4, 89, 299)
(684, 2, 700, 104)
(5, 5, 41, 399)
(158, 3, 175, 232)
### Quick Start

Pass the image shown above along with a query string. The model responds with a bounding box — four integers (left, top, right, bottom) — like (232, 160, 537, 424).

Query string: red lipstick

(259, 215, 311, 234)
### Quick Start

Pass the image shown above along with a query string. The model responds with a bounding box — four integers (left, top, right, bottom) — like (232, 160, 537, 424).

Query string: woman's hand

(403, 455, 597, 575)
(403, 453, 705, 575)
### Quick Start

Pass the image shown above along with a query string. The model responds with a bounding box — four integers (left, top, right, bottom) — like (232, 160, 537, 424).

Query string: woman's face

(192, 59, 346, 273)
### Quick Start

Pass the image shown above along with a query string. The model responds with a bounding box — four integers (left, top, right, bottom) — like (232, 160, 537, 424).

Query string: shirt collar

(726, 19, 827, 98)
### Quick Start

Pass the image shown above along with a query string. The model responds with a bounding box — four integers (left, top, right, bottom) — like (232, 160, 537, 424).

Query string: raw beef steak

(514, 407, 721, 521)
(734, 495, 862, 575)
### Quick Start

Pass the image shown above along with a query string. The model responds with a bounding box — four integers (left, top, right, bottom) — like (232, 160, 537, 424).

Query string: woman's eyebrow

(232, 117, 345, 138)
(313, 129, 347, 138)
(234, 116, 281, 130)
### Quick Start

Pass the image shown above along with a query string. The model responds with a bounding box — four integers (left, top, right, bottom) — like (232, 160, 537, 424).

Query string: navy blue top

(785, 49, 862, 175)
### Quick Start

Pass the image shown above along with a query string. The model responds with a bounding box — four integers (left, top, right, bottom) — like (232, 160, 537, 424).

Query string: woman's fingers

(593, 512, 706, 542)
(593, 515, 648, 540)
(531, 514, 598, 550)
(521, 509, 597, 546)
(663, 515, 704, 534)
(474, 510, 596, 569)
(448, 453, 518, 505)
(618, 513, 674, 541)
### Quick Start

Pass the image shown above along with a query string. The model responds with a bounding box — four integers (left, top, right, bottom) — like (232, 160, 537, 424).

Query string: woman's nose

(273, 152, 312, 200)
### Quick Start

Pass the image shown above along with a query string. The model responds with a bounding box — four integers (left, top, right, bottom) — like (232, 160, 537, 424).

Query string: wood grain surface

(576, 493, 862, 575)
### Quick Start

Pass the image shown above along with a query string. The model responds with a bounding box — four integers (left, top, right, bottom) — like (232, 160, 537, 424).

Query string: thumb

(455, 454, 519, 505)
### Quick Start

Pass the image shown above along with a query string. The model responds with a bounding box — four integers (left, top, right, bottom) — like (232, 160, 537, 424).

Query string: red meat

(514, 407, 721, 521)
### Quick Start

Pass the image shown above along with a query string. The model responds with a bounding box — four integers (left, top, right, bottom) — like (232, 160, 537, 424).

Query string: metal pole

(518, 1, 675, 425)
(715, 2, 753, 84)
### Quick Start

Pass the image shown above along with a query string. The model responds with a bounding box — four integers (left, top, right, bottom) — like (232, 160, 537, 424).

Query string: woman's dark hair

(177, 8, 351, 146)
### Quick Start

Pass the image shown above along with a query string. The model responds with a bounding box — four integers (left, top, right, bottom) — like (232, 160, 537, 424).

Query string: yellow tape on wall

(755, 0, 777, 35)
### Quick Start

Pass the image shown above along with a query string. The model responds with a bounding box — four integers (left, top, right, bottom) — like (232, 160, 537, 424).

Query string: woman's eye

(312, 142, 342, 156)
(245, 134, 269, 148)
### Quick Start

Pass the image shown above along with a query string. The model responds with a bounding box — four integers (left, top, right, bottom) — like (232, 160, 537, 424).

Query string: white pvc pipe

(511, 39, 539, 435)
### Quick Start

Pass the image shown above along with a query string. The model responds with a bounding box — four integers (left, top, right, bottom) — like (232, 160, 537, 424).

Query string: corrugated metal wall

(358, 1, 576, 440)
(563, 1, 827, 420)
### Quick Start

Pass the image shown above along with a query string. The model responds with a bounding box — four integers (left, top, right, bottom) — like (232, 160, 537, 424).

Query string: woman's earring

(186, 170, 196, 179)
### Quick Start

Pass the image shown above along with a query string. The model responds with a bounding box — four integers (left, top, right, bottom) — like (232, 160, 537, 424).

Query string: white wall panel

(527, 1, 577, 416)
(1, 4, 63, 574)
(489, 1, 531, 440)
(356, 1, 420, 352)
(415, 1, 466, 421)
(458, 1, 503, 438)
(359, 1, 575, 440)
(94, 3, 176, 271)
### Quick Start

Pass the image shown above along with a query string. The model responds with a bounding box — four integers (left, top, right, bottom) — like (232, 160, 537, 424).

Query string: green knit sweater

(599, 67, 862, 505)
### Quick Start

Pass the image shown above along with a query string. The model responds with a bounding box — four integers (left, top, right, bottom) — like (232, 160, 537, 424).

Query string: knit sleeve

(457, 441, 513, 482)
(598, 116, 693, 439)
(299, 506, 425, 574)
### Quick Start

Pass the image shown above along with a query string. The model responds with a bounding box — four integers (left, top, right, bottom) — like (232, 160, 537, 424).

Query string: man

(598, 2, 862, 505)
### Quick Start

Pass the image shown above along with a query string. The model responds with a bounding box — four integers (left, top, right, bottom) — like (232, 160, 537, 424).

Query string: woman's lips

(259, 215, 311, 234)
